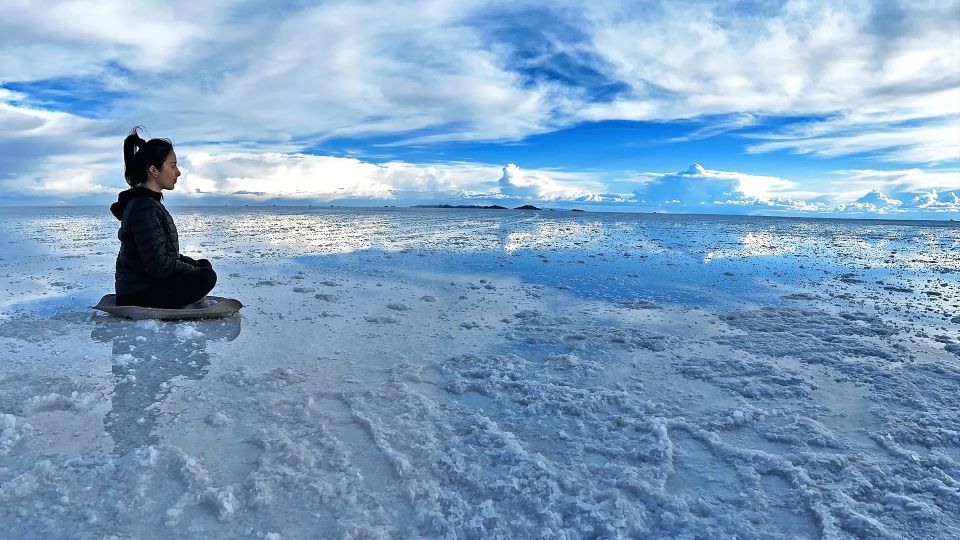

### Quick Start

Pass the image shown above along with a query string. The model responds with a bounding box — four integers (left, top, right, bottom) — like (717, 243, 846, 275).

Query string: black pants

(116, 267, 217, 309)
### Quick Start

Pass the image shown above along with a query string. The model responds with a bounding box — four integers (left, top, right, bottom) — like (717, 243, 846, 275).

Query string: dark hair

(123, 126, 174, 187)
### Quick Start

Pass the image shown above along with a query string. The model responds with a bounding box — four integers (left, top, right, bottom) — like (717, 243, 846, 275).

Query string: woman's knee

(199, 267, 217, 289)
(183, 267, 216, 292)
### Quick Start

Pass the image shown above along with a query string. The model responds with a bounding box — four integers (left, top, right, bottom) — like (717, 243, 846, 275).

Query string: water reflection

(3, 207, 958, 312)
(5, 207, 958, 273)
(91, 317, 241, 455)
(502, 219, 606, 252)
(703, 230, 797, 262)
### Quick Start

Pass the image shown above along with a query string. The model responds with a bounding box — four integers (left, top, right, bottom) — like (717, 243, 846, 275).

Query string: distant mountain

(514, 204, 541, 210)
(412, 204, 509, 210)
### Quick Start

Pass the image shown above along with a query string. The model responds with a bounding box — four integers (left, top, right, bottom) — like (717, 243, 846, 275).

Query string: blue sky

(0, 0, 958, 218)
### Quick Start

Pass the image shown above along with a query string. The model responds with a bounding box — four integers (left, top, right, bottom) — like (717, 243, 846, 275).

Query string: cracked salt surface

(0, 207, 959, 538)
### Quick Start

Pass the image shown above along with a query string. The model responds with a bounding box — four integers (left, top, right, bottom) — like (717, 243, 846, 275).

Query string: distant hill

(411, 203, 549, 211)
(412, 204, 509, 210)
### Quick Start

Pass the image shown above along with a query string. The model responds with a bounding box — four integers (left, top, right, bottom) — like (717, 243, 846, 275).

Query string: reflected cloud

(502, 218, 605, 252)
(703, 230, 797, 263)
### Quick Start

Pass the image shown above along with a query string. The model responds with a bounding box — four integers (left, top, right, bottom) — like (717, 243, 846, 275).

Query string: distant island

(412, 204, 546, 210)
(410, 204, 566, 211)
(412, 204, 509, 210)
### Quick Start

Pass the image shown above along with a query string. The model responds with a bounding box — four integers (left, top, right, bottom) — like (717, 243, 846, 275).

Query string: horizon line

(1, 203, 956, 224)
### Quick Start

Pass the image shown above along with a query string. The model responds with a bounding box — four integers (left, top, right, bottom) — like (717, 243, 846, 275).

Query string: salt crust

(0, 208, 957, 538)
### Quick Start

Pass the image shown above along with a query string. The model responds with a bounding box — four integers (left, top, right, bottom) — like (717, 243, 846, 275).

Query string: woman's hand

(178, 254, 212, 268)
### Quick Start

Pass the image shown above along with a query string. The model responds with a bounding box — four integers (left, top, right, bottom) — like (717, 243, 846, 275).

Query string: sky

(1, 0, 958, 218)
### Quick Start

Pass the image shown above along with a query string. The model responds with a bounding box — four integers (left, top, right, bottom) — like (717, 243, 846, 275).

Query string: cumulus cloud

(632, 164, 802, 210)
(837, 188, 960, 213)
(913, 191, 960, 209)
(829, 168, 960, 214)
(167, 152, 606, 205)
(627, 163, 958, 216)
(178, 152, 485, 201)
(495, 163, 601, 201)
(843, 189, 904, 213)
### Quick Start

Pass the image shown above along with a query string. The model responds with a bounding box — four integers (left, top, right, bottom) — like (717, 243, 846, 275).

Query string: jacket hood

(110, 186, 162, 220)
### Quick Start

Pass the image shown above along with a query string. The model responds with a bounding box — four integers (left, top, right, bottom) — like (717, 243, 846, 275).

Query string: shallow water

(1, 207, 959, 538)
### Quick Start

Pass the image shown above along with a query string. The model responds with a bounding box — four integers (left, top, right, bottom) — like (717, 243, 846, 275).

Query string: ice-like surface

(0, 206, 959, 538)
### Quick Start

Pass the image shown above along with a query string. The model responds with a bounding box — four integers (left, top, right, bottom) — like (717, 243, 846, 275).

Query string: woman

(110, 127, 217, 309)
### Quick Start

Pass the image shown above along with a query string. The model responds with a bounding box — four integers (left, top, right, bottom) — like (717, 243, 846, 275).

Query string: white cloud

(632, 164, 799, 207)
(745, 116, 960, 164)
(495, 164, 601, 201)
(0, 0, 219, 80)
(178, 152, 484, 200)
(831, 168, 960, 193)
(911, 190, 959, 209)
(170, 151, 606, 204)
(4, 1, 957, 157)
(836, 188, 960, 213)
(843, 189, 904, 213)
(628, 163, 959, 216)
(580, 0, 960, 162)
(0, 97, 117, 196)
(104, 1, 574, 145)
(827, 168, 960, 213)
(1, 112, 954, 218)
(665, 114, 757, 143)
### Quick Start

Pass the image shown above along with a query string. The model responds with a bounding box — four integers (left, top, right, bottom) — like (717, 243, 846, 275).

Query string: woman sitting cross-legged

(111, 126, 217, 309)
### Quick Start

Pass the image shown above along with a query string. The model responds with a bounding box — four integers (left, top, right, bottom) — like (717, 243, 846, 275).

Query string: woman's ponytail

(123, 126, 148, 186)
(122, 126, 173, 187)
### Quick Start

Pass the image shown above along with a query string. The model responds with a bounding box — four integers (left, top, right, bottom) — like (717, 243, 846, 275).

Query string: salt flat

(1, 207, 958, 538)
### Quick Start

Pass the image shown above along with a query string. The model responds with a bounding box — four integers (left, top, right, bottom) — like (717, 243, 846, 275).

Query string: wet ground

(1, 207, 958, 538)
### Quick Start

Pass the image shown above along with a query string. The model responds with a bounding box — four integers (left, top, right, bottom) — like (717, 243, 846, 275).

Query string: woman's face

(149, 150, 181, 191)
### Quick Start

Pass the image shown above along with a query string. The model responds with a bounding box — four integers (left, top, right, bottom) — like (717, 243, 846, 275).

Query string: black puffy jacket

(111, 187, 200, 294)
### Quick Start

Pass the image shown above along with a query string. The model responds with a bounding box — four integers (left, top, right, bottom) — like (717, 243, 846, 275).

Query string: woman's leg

(117, 268, 217, 308)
